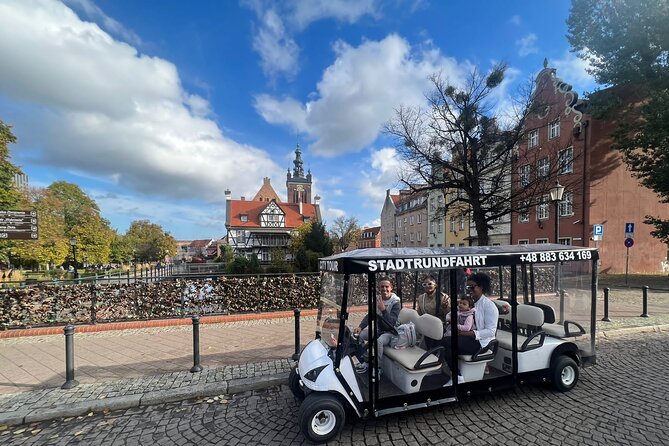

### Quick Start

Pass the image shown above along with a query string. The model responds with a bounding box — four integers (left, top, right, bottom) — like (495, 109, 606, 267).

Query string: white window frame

(537, 157, 550, 178)
(518, 202, 530, 223)
(559, 192, 574, 217)
(558, 146, 573, 174)
(450, 216, 456, 232)
(537, 195, 549, 220)
(517, 239, 529, 245)
(410, 232, 414, 242)
(528, 129, 539, 148)
(417, 231, 422, 242)
(548, 120, 560, 139)
(558, 237, 571, 245)
(410, 215, 415, 225)
(431, 221, 436, 234)
(438, 219, 443, 233)
(459, 215, 465, 231)
(520, 164, 530, 187)
(417, 214, 422, 224)
(536, 238, 549, 244)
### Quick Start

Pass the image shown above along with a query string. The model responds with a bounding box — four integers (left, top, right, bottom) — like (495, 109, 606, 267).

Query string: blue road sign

(594, 224, 604, 236)
(624, 238, 634, 248)
(625, 222, 635, 234)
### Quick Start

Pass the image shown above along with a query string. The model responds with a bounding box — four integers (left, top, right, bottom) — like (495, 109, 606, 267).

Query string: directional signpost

(0, 210, 38, 240)
(624, 222, 635, 284)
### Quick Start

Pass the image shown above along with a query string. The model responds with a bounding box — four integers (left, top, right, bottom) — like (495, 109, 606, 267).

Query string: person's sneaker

(355, 362, 368, 374)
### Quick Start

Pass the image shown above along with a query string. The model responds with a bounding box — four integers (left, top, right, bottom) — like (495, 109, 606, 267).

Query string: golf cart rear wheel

(289, 366, 305, 400)
(551, 355, 579, 392)
(298, 393, 345, 443)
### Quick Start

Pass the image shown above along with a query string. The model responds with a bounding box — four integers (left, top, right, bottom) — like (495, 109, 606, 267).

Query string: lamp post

(132, 249, 137, 279)
(8, 250, 13, 269)
(394, 233, 398, 248)
(549, 180, 565, 244)
(69, 238, 78, 279)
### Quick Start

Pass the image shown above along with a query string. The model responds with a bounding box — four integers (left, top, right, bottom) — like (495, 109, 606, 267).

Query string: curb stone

(598, 324, 669, 339)
(0, 374, 287, 428)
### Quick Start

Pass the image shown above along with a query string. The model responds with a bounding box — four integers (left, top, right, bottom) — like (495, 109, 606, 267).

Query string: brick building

(512, 63, 669, 273)
(357, 226, 381, 249)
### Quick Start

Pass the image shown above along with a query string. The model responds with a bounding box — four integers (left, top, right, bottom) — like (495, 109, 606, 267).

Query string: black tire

(551, 355, 579, 392)
(298, 393, 346, 444)
(289, 366, 305, 400)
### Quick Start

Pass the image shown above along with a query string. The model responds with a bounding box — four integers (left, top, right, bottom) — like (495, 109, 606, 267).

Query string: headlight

(303, 365, 327, 382)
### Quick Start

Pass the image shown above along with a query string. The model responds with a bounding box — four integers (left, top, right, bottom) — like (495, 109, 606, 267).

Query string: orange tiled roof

(391, 194, 400, 205)
(228, 200, 318, 228)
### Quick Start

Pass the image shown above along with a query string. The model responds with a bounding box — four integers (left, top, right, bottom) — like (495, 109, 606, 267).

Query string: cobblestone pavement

(2, 330, 667, 446)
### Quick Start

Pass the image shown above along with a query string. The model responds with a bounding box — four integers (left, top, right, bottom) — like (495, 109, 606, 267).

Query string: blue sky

(0, 0, 596, 240)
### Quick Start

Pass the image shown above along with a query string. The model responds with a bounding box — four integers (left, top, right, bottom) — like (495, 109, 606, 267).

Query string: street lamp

(69, 237, 78, 279)
(549, 180, 565, 244)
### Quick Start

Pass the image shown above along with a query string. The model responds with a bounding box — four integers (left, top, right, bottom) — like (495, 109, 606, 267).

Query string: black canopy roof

(319, 244, 598, 274)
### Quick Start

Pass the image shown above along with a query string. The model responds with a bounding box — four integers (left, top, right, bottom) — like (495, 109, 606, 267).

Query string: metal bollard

(602, 288, 611, 322)
(190, 315, 203, 372)
(641, 286, 649, 318)
(292, 308, 301, 360)
(62, 324, 79, 389)
(558, 289, 565, 324)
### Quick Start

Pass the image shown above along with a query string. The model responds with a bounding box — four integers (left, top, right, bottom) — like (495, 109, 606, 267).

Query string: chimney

(224, 189, 231, 200)
(314, 195, 321, 205)
(386, 189, 390, 197)
(241, 196, 245, 201)
(264, 177, 270, 185)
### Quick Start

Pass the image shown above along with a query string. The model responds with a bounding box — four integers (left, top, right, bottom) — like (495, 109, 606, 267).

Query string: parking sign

(594, 224, 603, 236)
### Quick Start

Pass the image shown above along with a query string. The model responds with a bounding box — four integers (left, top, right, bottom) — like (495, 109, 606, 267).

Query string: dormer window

(240, 214, 248, 222)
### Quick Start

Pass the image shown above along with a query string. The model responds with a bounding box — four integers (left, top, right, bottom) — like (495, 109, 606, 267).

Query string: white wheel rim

(561, 365, 576, 386)
(311, 409, 336, 436)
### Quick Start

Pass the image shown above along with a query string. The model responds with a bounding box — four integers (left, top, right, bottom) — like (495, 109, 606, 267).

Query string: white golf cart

(290, 245, 598, 443)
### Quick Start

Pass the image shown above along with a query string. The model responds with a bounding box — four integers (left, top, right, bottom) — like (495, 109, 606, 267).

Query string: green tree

(567, 0, 669, 241)
(47, 181, 101, 234)
(289, 222, 312, 257)
(0, 120, 23, 209)
(109, 233, 132, 264)
(226, 255, 261, 274)
(329, 216, 361, 252)
(125, 220, 177, 261)
(304, 222, 333, 256)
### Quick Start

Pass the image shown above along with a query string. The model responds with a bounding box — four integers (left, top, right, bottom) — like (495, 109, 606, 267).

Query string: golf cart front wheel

(298, 393, 345, 443)
(551, 356, 579, 392)
(289, 366, 305, 400)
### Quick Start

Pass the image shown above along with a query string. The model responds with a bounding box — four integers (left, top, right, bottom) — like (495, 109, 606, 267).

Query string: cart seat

(528, 303, 586, 338)
(496, 304, 546, 352)
(382, 312, 444, 394)
(457, 340, 498, 382)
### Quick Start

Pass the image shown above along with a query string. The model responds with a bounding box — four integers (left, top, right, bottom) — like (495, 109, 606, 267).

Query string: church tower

(286, 144, 312, 204)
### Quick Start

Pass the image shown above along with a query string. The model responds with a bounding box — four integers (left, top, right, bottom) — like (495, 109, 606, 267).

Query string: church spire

(293, 143, 304, 178)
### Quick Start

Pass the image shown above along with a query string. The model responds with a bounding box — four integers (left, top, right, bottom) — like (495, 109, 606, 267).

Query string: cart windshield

(317, 273, 344, 350)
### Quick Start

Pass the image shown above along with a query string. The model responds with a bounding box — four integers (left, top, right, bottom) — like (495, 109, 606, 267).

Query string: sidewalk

(1, 298, 668, 428)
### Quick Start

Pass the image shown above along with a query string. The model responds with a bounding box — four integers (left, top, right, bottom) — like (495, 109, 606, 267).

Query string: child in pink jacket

(444, 296, 476, 336)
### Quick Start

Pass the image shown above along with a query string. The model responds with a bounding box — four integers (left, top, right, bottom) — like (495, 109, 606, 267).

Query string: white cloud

(245, 0, 380, 79)
(516, 33, 538, 57)
(326, 208, 347, 220)
(359, 147, 402, 212)
(64, 0, 142, 46)
(254, 95, 307, 132)
(552, 51, 597, 92)
(256, 34, 468, 156)
(0, 0, 283, 203)
(509, 15, 522, 26)
(252, 9, 299, 79)
(290, 0, 378, 30)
